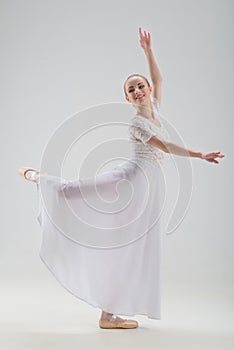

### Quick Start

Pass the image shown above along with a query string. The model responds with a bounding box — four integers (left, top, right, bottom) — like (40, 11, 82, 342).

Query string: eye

(128, 84, 144, 93)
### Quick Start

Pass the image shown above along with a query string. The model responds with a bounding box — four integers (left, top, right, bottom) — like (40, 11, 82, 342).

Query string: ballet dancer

(18, 27, 224, 329)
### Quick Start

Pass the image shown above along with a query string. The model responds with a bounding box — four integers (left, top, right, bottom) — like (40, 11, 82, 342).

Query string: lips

(136, 94, 145, 100)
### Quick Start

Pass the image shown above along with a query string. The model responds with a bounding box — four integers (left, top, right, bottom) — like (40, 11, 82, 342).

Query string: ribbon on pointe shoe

(24, 169, 40, 183)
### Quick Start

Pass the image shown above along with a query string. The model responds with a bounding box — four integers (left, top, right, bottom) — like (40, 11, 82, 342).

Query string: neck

(135, 100, 154, 119)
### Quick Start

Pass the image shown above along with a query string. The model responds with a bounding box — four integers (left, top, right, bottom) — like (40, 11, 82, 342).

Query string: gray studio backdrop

(1, 0, 232, 299)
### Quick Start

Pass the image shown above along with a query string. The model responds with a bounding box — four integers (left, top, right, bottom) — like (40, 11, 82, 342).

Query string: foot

(99, 311, 138, 329)
(18, 167, 40, 183)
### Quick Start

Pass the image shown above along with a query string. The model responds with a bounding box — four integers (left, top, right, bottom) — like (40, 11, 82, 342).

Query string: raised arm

(147, 135, 225, 164)
(139, 27, 163, 106)
(138, 27, 224, 165)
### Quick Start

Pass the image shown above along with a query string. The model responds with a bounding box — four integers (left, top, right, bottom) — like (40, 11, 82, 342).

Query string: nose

(135, 87, 141, 96)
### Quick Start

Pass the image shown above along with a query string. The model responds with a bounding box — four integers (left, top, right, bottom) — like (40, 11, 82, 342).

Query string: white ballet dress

(36, 96, 169, 320)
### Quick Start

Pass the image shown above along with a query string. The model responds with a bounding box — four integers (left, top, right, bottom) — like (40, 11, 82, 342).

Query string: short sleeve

(129, 117, 157, 145)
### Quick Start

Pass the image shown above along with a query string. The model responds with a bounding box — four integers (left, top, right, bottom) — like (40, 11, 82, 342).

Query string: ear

(148, 86, 153, 94)
(125, 95, 130, 103)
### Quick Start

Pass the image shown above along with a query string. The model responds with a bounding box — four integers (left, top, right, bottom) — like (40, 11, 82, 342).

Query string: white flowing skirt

(36, 157, 165, 319)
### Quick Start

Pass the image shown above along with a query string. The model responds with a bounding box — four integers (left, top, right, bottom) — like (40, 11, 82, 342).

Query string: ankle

(100, 310, 113, 320)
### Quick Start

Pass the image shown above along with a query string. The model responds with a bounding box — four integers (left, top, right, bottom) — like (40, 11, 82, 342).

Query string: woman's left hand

(201, 151, 225, 164)
(138, 27, 152, 51)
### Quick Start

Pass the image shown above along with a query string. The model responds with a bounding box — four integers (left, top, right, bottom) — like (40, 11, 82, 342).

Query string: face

(125, 76, 152, 106)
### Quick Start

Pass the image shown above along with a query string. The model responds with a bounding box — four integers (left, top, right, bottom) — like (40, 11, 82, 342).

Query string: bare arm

(139, 27, 163, 104)
(138, 28, 225, 165)
(147, 135, 225, 164)
(139, 27, 163, 83)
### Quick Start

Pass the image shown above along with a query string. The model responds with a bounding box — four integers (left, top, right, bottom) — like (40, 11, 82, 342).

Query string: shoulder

(129, 116, 151, 130)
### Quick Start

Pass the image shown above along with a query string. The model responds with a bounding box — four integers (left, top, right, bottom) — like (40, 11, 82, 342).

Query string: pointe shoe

(18, 167, 40, 183)
(99, 315, 139, 329)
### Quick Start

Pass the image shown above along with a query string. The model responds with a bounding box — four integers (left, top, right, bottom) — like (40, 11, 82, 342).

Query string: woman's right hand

(201, 151, 225, 164)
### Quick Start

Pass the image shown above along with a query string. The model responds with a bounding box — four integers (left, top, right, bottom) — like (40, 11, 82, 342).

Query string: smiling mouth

(136, 95, 145, 100)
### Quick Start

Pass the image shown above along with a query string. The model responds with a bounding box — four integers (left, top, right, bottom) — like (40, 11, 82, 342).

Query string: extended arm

(138, 28, 224, 164)
(147, 135, 224, 164)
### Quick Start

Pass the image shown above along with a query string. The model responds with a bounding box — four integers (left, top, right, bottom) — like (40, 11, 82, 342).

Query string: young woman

(18, 27, 224, 329)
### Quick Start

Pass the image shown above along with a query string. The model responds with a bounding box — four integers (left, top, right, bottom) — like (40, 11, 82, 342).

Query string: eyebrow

(128, 82, 144, 89)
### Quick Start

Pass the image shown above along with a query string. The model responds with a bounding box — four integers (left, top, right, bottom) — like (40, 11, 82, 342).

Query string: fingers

(204, 152, 224, 164)
(213, 152, 225, 158)
(139, 27, 145, 39)
(218, 153, 225, 158)
(206, 152, 225, 159)
(215, 151, 225, 157)
(206, 158, 219, 164)
(139, 27, 143, 39)
(138, 26, 150, 40)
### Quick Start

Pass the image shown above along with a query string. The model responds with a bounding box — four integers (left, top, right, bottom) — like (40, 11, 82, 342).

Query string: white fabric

(36, 96, 170, 320)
